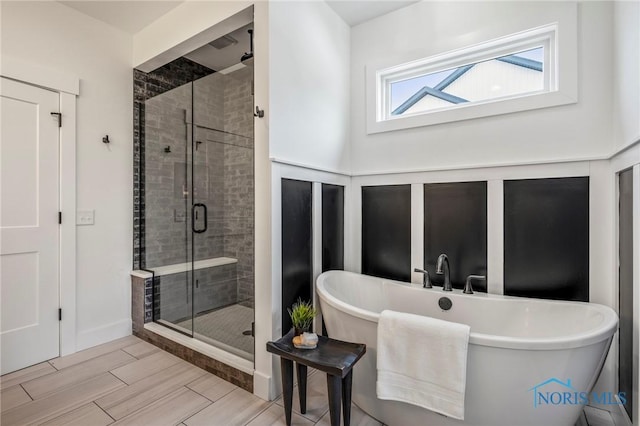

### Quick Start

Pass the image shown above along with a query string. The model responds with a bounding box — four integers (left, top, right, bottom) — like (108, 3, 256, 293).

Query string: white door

(1, 77, 60, 374)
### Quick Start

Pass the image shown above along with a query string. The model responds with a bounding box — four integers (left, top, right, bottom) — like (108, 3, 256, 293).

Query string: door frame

(2, 56, 78, 357)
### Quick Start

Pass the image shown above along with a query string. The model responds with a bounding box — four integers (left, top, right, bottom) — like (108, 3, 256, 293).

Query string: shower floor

(174, 304, 254, 361)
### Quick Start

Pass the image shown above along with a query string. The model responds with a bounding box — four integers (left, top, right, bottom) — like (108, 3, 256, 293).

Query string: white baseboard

(75, 318, 132, 352)
(253, 370, 274, 401)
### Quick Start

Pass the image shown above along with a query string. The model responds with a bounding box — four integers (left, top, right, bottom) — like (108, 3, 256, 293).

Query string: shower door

(144, 81, 195, 337)
(145, 65, 255, 362)
(190, 70, 255, 361)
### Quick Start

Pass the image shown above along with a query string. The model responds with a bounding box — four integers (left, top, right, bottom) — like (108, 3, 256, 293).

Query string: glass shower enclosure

(143, 62, 255, 361)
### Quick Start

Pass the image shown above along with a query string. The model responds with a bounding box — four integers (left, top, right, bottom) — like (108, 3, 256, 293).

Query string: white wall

(269, 1, 351, 174)
(251, 2, 273, 401)
(1, 1, 133, 350)
(350, 1, 614, 175)
(613, 0, 640, 152)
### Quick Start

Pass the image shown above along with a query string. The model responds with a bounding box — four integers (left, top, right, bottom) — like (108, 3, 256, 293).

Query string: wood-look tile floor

(0, 336, 383, 426)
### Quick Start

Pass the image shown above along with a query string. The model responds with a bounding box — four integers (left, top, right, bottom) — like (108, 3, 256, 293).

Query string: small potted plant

(288, 298, 317, 336)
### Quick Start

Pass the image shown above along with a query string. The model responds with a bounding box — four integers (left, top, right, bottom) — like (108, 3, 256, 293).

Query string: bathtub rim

(316, 270, 618, 351)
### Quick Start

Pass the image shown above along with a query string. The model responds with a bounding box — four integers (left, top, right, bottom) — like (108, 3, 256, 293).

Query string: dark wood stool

(266, 330, 366, 426)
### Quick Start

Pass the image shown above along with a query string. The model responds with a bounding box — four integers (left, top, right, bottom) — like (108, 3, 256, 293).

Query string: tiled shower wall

(134, 59, 255, 322)
(144, 79, 226, 267)
(222, 70, 254, 307)
(155, 265, 239, 323)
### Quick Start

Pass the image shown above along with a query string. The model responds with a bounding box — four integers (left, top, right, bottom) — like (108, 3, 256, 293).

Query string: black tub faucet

(464, 275, 486, 294)
(436, 254, 452, 291)
(414, 267, 432, 288)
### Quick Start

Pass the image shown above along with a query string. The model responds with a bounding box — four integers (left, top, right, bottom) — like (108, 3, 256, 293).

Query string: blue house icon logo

(528, 378, 579, 408)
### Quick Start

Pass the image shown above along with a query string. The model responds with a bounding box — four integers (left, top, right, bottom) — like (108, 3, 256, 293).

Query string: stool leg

(326, 375, 342, 426)
(280, 359, 294, 426)
(342, 371, 353, 426)
(296, 363, 308, 414)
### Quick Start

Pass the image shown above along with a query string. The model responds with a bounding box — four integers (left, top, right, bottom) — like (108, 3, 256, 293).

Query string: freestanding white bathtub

(316, 271, 618, 426)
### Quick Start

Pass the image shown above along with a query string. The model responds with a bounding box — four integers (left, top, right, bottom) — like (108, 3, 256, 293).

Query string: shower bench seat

(147, 256, 237, 277)
(267, 330, 366, 426)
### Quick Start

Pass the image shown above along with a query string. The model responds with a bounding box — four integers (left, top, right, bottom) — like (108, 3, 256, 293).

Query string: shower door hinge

(58, 308, 62, 321)
(58, 212, 62, 224)
(50, 112, 62, 127)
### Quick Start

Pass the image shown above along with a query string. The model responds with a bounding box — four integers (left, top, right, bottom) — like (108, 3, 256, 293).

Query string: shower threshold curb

(136, 322, 254, 392)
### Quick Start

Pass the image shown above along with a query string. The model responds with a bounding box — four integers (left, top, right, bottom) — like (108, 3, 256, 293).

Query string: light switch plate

(77, 210, 95, 225)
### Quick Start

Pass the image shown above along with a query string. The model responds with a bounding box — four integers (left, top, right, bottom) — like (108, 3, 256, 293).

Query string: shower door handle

(192, 203, 208, 233)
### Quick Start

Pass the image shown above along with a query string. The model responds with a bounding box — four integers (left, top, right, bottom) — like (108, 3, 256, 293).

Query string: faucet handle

(464, 275, 486, 294)
(414, 268, 432, 288)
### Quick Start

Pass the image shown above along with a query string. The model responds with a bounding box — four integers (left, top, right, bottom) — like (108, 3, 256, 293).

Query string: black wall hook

(102, 135, 110, 144)
(164, 146, 172, 153)
(254, 106, 264, 118)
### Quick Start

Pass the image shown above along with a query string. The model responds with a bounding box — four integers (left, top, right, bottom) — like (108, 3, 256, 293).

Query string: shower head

(241, 29, 254, 63)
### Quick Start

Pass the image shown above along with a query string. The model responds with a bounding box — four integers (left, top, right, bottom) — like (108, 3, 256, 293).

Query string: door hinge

(251, 321, 255, 337)
(50, 112, 62, 128)
(58, 308, 62, 321)
(58, 212, 62, 224)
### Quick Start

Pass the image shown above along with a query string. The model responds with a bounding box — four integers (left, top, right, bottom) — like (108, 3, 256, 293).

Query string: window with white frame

(367, 23, 577, 134)
(389, 46, 546, 116)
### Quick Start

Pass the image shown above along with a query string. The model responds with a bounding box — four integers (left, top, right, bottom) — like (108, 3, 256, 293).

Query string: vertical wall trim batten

(589, 161, 616, 307)
(588, 162, 617, 400)
(411, 184, 425, 284)
(343, 182, 354, 273)
(312, 182, 323, 333)
(270, 164, 283, 339)
(352, 180, 363, 274)
(632, 164, 640, 424)
(487, 180, 504, 295)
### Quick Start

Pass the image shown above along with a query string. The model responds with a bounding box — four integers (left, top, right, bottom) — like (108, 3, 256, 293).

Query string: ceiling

(60, 1, 418, 36)
(58, 0, 417, 71)
(59, 1, 184, 34)
(326, 1, 419, 26)
(184, 23, 254, 72)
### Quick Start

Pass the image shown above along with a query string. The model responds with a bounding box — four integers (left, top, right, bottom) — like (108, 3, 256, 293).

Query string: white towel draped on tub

(376, 309, 471, 420)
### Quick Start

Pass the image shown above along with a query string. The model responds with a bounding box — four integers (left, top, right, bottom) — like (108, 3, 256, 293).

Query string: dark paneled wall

(322, 184, 345, 335)
(281, 179, 313, 333)
(322, 184, 345, 272)
(619, 168, 634, 421)
(362, 185, 411, 282)
(504, 177, 589, 301)
(423, 182, 487, 291)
